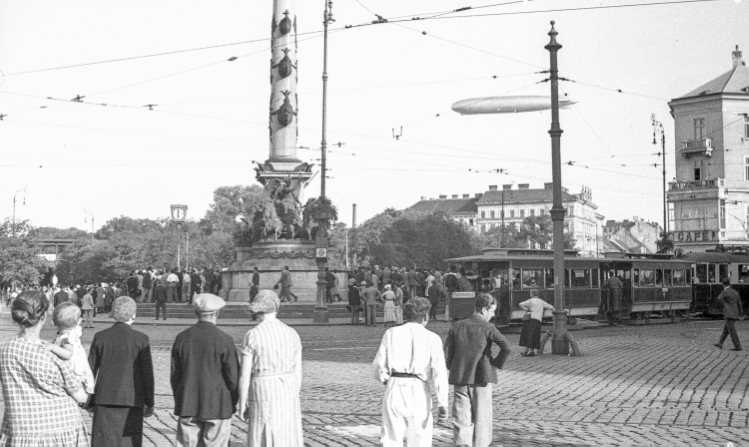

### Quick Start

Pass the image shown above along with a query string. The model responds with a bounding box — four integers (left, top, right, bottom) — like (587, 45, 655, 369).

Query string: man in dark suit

(171, 293, 239, 446)
(444, 293, 511, 447)
(250, 267, 260, 303)
(714, 278, 744, 351)
(126, 271, 139, 300)
(88, 296, 154, 447)
(153, 279, 168, 320)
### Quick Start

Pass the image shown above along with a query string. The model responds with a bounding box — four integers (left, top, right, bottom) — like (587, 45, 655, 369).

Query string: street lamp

(545, 21, 574, 355)
(12, 188, 25, 237)
(170, 205, 188, 270)
(651, 114, 667, 235)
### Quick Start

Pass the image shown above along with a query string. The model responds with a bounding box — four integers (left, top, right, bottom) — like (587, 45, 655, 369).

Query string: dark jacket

(348, 285, 361, 306)
(153, 284, 168, 303)
(444, 273, 460, 292)
(53, 290, 69, 307)
(252, 271, 260, 286)
(717, 287, 744, 320)
(126, 275, 139, 292)
(88, 322, 154, 408)
(142, 272, 152, 289)
(444, 315, 511, 385)
(171, 321, 239, 420)
(325, 271, 336, 289)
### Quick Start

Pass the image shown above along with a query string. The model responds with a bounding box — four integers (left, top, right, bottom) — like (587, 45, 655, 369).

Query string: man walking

(275, 266, 298, 302)
(444, 294, 511, 447)
(171, 293, 239, 446)
(250, 267, 260, 302)
(373, 297, 448, 446)
(714, 278, 744, 351)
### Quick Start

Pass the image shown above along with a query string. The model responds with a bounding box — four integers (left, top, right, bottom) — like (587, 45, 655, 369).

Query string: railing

(681, 138, 712, 157)
(668, 178, 724, 191)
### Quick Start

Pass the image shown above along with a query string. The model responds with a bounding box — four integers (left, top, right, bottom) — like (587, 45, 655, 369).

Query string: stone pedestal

(220, 241, 348, 302)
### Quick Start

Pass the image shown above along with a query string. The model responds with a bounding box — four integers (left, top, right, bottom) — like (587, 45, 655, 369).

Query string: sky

(0, 0, 747, 233)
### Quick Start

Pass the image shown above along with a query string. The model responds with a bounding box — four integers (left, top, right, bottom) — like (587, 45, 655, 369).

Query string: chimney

(420, 196, 425, 201)
(518, 183, 530, 190)
(502, 184, 512, 190)
(462, 194, 469, 198)
(488, 185, 498, 191)
(733, 45, 745, 68)
(439, 195, 447, 200)
(452, 194, 458, 199)
(474, 193, 482, 199)
(544, 182, 553, 190)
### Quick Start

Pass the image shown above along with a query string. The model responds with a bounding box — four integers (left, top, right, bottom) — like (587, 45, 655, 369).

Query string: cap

(360, 281, 367, 285)
(193, 293, 226, 313)
(249, 289, 280, 314)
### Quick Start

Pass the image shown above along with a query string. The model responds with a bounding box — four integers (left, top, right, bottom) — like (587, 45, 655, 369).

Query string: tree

(0, 219, 48, 288)
(471, 215, 575, 251)
(656, 231, 674, 254)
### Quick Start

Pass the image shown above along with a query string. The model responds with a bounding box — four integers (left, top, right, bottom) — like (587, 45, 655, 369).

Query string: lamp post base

(312, 308, 329, 323)
(551, 309, 570, 355)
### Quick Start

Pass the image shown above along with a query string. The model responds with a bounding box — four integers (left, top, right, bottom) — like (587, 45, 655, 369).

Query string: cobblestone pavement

(1, 311, 748, 446)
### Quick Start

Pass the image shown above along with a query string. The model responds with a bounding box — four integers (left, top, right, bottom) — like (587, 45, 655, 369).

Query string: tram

(681, 246, 749, 316)
(444, 248, 693, 324)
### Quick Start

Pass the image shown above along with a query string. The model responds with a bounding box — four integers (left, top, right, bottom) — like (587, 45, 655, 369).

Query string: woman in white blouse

(518, 289, 555, 357)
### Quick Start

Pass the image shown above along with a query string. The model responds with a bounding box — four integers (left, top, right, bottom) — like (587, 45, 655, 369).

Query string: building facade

(409, 183, 605, 257)
(602, 218, 662, 254)
(667, 46, 749, 252)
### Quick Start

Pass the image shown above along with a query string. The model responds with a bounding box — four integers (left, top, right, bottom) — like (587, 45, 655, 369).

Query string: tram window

(663, 269, 672, 286)
(521, 269, 544, 289)
(633, 269, 640, 285)
(708, 264, 716, 283)
(739, 265, 749, 283)
(655, 269, 663, 286)
(640, 270, 655, 286)
(571, 269, 591, 288)
(592, 268, 600, 287)
(544, 269, 554, 289)
(695, 264, 707, 284)
(564, 269, 570, 288)
(719, 264, 729, 282)
(673, 270, 686, 286)
(511, 269, 521, 290)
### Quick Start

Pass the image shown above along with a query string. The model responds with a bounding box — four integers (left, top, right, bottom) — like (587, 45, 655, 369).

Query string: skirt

(519, 318, 543, 350)
(383, 300, 396, 322)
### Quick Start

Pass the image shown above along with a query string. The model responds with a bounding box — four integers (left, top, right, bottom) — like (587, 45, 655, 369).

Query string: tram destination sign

(672, 230, 718, 242)
(452, 292, 476, 298)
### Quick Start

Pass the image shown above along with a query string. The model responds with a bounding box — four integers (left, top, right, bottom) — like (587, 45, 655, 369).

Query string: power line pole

(652, 114, 667, 235)
(320, 0, 333, 199)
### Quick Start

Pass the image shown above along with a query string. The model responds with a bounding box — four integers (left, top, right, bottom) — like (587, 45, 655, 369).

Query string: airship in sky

(451, 95, 576, 115)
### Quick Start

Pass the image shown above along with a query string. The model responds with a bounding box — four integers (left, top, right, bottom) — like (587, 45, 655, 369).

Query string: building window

(720, 199, 726, 229)
(694, 118, 705, 140)
(490, 223, 495, 229)
(469, 218, 474, 225)
(539, 208, 545, 216)
(480, 211, 485, 219)
(481, 224, 486, 234)
(520, 210, 525, 218)
(744, 116, 749, 138)
(490, 211, 495, 219)
(694, 159, 703, 181)
(530, 209, 535, 217)
(500, 210, 504, 218)
(745, 156, 749, 181)
(510, 210, 515, 218)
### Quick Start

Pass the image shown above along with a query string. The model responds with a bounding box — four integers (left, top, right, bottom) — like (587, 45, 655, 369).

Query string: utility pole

(545, 21, 574, 355)
(320, 0, 333, 199)
(12, 189, 25, 237)
(652, 114, 667, 235)
(501, 188, 506, 247)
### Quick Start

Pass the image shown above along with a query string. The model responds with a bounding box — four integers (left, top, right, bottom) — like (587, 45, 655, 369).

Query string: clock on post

(170, 204, 188, 224)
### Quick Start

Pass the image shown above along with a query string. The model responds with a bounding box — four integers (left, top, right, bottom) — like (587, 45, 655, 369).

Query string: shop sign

(673, 230, 718, 242)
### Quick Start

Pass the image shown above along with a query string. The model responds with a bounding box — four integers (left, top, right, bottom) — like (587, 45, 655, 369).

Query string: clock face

(171, 206, 187, 221)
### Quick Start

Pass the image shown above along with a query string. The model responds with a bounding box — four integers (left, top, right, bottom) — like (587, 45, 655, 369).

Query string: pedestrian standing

(362, 283, 381, 327)
(88, 296, 155, 447)
(167, 269, 180, 303)
(394, 283, 404, 325)
(238, 290, 303, 446)
(443, 265, 460, 321)
(382, 285, 397, 328)
(407, 268, 418, 300)
(142, 269, 153, 303)
(250, 267, 260, 302)
(81, 289, 95, 328)
(373, 297, 448, 446)
(153, 280, 168, 320)
(171, 294, 239, 446)
(444, 293, 511, 447)
(348, 279, 362, 325)
(427, 281, 440, 320)
(182, 270, 192, 304)
(603, 271, 623, 325)
(518, 289, 555, 357)
(714, 278, 744, 351)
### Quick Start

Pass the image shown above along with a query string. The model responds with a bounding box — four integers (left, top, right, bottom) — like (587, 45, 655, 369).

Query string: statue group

(239, 176, 321, 245)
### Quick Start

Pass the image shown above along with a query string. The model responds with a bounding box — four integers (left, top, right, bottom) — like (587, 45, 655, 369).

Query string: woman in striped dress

(239, 290, 303, 446)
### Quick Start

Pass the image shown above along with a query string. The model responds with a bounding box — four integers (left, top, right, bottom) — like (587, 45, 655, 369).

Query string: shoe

(713, 343, 723, 349)
(521, 352, 529, 357)
(730, 348, 743, 351)
(527, 352, 536, 357)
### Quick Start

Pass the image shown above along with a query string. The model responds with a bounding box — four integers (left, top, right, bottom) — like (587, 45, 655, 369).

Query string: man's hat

(194, 293, 226, 313)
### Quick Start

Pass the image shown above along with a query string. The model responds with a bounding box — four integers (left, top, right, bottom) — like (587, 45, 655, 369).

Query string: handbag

(522, 310, 531, 321)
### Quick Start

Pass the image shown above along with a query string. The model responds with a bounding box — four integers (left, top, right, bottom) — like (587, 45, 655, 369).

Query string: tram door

(600, 262, 632, 317)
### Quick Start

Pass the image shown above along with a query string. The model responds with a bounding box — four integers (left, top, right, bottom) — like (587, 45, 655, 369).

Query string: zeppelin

(451, 95, 576, 115)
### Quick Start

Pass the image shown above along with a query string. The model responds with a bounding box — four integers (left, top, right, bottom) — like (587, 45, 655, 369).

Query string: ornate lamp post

(170, 205, 188, 270)
(545, 21, 574, 355)
(651, 114, 667, 235)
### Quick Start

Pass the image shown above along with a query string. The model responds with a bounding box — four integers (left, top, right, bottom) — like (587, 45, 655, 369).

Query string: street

(1, 314, 748, 446)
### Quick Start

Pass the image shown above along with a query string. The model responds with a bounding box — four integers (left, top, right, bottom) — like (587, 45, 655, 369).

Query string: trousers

(176, 416, 232, 447)
(366, 304, 377, 326)
(155, 301, 167, 320)
(452, 383, 493, 447)
(350, 305, 361, 324)
(380, 377, 433, 447)
(167, 283, 178, 302)
(718, 318, 742, 348)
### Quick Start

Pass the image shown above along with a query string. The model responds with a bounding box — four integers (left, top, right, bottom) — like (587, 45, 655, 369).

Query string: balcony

(668, 178, 724, 191)
(680, 138, 712, 158)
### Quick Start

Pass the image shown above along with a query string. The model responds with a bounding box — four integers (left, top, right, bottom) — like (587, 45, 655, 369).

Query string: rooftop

(408, 196, 479, 215)
(672, 46, 749, 101)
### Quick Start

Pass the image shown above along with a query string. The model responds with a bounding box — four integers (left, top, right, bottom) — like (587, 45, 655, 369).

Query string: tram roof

(445, 253, 692, 268)
(682, 251, 749, 263)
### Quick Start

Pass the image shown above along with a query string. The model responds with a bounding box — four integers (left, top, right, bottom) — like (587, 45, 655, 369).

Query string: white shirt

(167, 273, 179, 283)
(519, 297, 554, 321)
(373, 322, 448, 407)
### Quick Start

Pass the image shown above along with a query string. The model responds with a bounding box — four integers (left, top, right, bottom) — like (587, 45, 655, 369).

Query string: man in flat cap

(170, 293, 239, 446)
